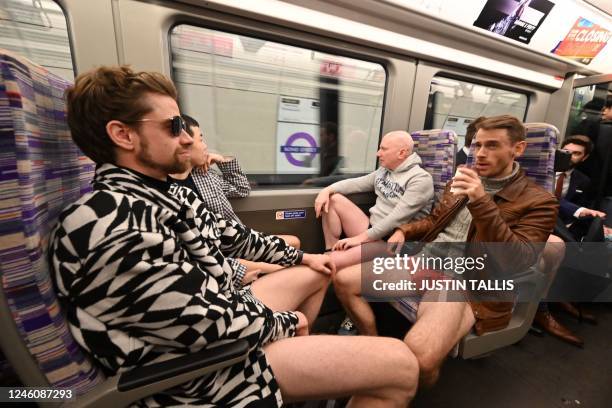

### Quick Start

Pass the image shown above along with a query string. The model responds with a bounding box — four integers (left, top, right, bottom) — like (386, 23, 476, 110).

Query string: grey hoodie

(329, 152, 434, 240)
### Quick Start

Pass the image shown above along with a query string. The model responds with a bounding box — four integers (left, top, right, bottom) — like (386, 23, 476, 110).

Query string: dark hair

(583, 99, 604, 113)
(66, 65, 178, 164)
(181, 114, 200, 137)
(562, 135, 593, 156)
(465, 116, 486, 147)
(475, 115, 526, 143)
(605, 99, 612, 110)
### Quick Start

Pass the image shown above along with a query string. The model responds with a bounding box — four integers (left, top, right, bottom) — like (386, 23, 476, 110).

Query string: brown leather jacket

(396, 169, 559, 335)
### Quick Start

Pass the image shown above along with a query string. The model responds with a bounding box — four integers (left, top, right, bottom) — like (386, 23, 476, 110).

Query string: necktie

(555, 172, 566, 199)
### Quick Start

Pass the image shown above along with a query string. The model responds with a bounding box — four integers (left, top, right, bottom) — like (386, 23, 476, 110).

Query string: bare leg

(322, 194, 369, 249)
(333, 263, 378, 336)
(277, 234, 301, 249)
(539, 234, 566, 293)
(403, 298, 475, 388)
(330, 245, 365, 270)
(264, 335, 418, 407)
(329, 240, 386, 271)
(251, 265, 329, 329)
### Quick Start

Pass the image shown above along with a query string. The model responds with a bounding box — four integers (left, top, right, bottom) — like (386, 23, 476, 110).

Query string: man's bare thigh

(263, 335, 418, 402)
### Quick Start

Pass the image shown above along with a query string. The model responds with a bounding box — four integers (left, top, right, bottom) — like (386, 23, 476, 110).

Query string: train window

(0, 0, 73, 80)
(425, 76, 528, 149)
(170, 24, 386, 186)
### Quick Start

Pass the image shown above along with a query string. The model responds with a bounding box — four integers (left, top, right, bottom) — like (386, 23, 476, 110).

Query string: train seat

(0, 49, 248, 407)
(390, 124, 557, 359)
(388, 129, 456, 322)
(410, 129, 458, 200)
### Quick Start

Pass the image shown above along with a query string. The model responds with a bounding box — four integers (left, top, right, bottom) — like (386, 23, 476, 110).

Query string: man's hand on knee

(301, 253, 336, 276)
(386, 229, 405, 253)
(332, 231, 369, 251)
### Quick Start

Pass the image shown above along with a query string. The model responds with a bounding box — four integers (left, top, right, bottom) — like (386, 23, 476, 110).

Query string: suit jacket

(397, 169, 558, 335)
(559, 169, 591, 223)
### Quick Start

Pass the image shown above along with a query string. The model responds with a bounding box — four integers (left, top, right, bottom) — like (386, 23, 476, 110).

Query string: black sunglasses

(134, 115, 187, 137)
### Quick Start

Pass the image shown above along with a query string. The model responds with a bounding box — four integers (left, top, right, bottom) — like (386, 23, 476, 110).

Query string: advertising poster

(276, 97, 320, 173)
(551, 17, 611, 65)
(473, 0, 555, 44)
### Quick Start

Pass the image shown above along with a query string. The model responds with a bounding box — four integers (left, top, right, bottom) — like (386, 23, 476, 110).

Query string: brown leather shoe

(556, 302, 597, 325)
(534, 311, 584, 348)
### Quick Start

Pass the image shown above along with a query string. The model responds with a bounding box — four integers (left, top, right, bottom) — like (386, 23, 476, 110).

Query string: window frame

(427, 72, 531, 126)
(54, 0, 77, 76)
(407, 60, 550, 136)
(0, 0, 77, 79)
(167, 17, 393, 187)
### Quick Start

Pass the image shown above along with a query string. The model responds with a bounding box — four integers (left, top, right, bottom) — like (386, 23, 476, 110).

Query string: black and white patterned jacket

(49, 164, 300, 407)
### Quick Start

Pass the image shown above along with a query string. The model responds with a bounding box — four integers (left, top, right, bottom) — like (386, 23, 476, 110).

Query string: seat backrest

(518, 123, 558, 191)
(411, 129, 457, 199)
(0, 49, 103, 393)
(465, 122, 558, 190)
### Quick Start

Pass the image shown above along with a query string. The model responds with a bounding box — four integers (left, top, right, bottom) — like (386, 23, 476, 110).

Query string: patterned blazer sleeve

(52, 226, 299, 354)
(216, 158, 251, 198)
(228, 257, 247, 290)
(216, 216, 302, 266)
(49, 199, 298, 358)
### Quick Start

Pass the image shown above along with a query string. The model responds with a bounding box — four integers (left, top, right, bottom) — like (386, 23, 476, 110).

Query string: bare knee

(284, 235, 301, 249)
(416, 350, 441, 388)
(540, 234, 566, 273)
(403, 330, 438, 381)
(332, 266, 359, 297)
(378, 338, 420, 403)
(546, 234, 565, 259)
(328, 193, 349, 208)
(395, 342, 420, 400)
(301, 266, 331, 290)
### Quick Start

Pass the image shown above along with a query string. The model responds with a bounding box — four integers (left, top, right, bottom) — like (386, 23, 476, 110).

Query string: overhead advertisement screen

(473, 0, 556, 44)
(551, 17, 611, 65)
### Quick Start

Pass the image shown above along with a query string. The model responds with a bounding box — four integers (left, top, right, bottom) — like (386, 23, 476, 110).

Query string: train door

(564, 75, 612, 209)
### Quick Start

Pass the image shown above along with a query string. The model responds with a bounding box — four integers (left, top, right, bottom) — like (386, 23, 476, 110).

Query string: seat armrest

(118, 340, 249, 391)
(63, 340, 249, 408)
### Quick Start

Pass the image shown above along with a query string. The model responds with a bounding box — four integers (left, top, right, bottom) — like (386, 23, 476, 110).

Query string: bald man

(315, 131, 434, 270)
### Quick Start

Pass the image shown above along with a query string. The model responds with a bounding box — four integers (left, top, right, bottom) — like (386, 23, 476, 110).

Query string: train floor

(2, 305, 609, 407)
(309, 302, 612, 408)
(412, 303, 612, 408)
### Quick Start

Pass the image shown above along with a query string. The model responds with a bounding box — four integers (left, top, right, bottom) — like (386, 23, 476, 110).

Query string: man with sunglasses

(49, 66, 418, 407)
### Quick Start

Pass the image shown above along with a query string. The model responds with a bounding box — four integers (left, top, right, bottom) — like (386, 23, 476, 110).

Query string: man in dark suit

(556, 136, 605, 224)
(547, 135, 607, 339)
(455, 116, 485, 168)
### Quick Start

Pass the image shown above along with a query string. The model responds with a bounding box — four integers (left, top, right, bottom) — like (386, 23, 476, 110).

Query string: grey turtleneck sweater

(426, 162, 521, 260)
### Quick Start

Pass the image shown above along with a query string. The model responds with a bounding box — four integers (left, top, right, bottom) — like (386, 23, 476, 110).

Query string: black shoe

(337, 317, 358, 336)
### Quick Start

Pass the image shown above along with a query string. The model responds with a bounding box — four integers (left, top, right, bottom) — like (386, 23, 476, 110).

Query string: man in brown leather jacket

(333, 115, 559, 387)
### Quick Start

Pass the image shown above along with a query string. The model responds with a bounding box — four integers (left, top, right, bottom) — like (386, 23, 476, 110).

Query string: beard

(138, 137, 191, 175)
